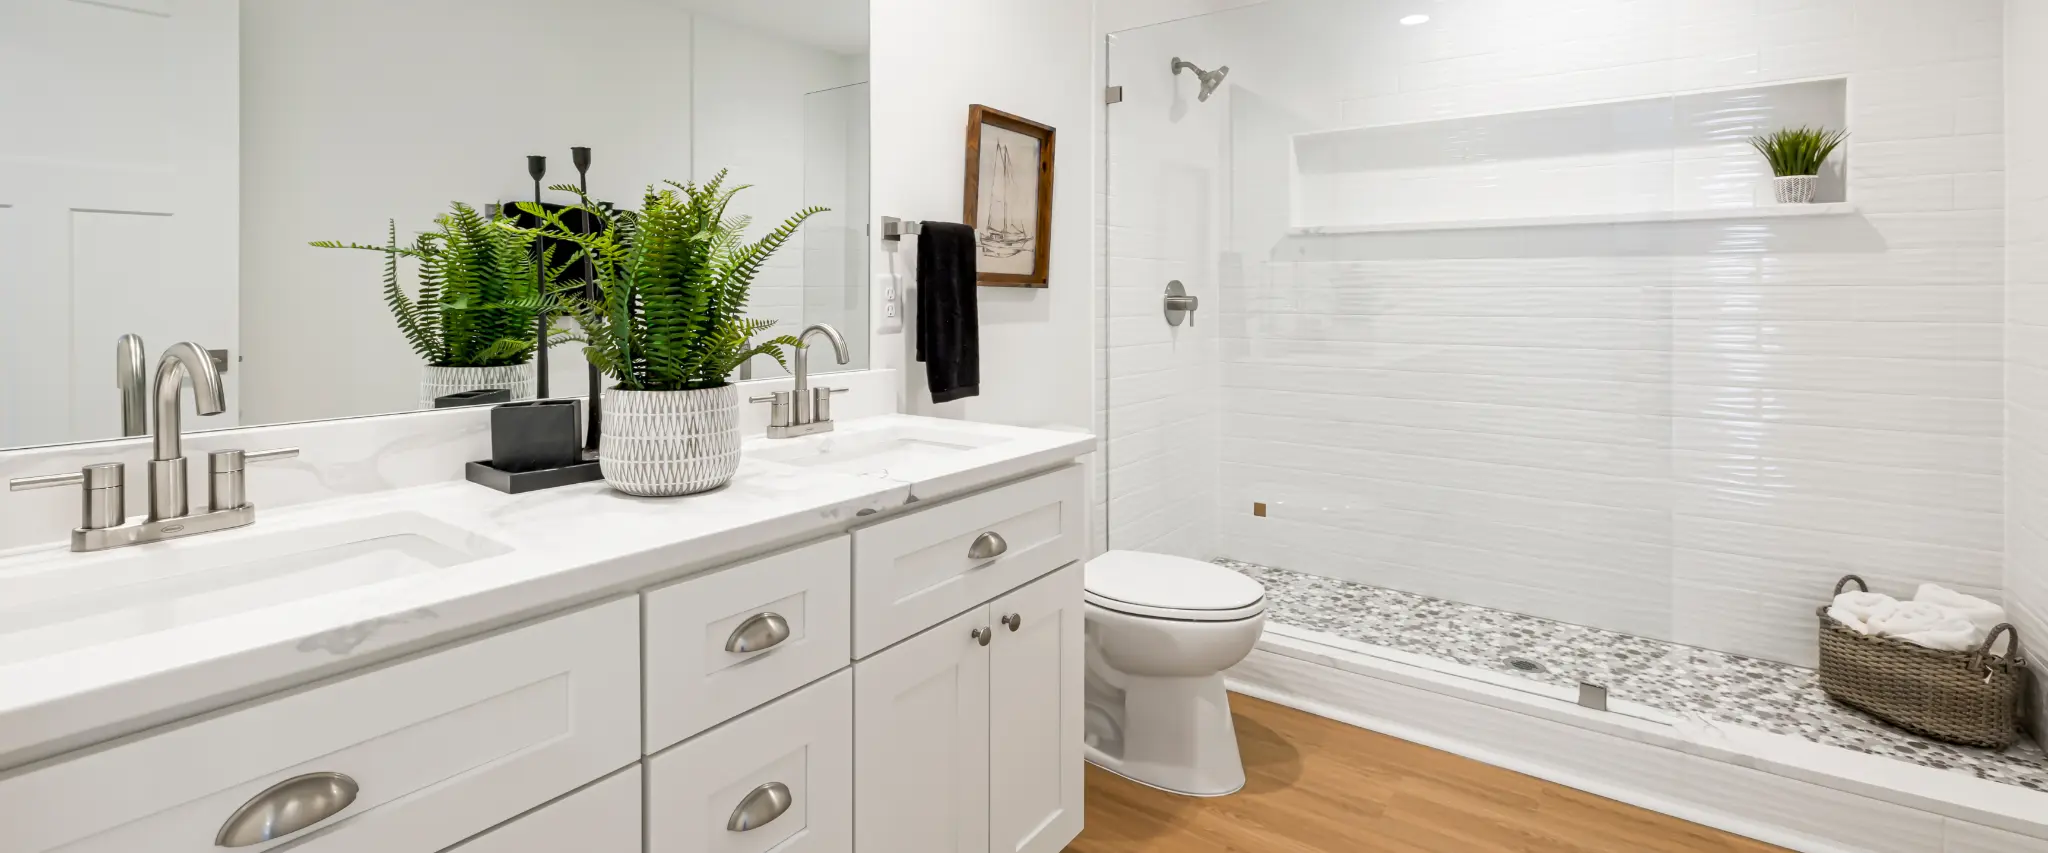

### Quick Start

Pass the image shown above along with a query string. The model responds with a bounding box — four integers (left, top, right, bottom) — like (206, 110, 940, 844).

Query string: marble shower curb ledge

(1229, 645, 2048, 853)
(1238, 630, 2048, 850)
(1224, 560, 2048, 792)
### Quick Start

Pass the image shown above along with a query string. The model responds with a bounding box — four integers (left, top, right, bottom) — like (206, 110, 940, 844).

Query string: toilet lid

(1084, 551, 1266, 618)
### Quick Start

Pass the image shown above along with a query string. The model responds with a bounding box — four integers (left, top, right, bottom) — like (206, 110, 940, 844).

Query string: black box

(490, 400, 582, 473)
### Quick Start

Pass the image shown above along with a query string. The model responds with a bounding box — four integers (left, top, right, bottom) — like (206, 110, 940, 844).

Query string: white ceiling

(672, 0, 870, 55)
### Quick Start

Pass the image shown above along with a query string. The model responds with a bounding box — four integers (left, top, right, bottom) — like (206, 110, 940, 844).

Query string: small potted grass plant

(518, 171, 822, 496)
(1749, 126, 1849, 204)
(313, 203, 568, 407)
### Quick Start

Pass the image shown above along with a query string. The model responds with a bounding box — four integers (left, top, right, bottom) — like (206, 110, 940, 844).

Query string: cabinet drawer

(644, 536, 852, 753)
(0, 598, 639, 853)
(648, 669, 852, 853)
(852, 465, 1084, 657)
(443, 766, 641, 853)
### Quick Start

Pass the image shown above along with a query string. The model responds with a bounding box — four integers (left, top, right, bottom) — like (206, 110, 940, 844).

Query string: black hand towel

(916, 221, 981, 403)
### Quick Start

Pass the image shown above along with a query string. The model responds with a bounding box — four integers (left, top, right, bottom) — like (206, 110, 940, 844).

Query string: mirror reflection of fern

(312, 202, 569, 368)
(515, 170, 825, 392)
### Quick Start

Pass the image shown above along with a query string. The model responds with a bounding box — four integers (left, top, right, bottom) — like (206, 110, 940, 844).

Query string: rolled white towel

(1866, 601, 1954, 638)
(1830, 591, 1898, 634)
(1827, 605, 1874, 634)
(1893, 617, 1984, 652)
(1913, 584, 2006, 635)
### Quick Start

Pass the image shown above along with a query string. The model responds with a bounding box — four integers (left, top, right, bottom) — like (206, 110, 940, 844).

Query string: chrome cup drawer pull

(727, 781, 794, 832)
(216, 772, 359, 847)
(726, 612, 792, 653)
(968, 531, 1009, 560)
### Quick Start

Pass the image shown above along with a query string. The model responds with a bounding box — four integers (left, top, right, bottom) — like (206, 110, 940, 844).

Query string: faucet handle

(207, 448, 299, 512)
(749, 391, 794, 429)
(11, 463, 126, 530)
(812, 387, 849, 424)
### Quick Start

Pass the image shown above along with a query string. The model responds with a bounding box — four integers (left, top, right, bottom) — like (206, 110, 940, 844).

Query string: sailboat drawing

(979, 135, 1033, 259)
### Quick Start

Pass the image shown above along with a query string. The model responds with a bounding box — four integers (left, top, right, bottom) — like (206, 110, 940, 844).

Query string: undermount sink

(751, 420, 1012, 479)
(0, 511, 509, 666)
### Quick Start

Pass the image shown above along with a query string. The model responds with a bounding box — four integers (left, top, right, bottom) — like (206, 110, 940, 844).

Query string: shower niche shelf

(1287, 202, 1860, 236)
(1289, 77, 1851, 235)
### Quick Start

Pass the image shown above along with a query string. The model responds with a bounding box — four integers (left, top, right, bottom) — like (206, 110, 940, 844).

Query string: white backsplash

(0, 369, 897, 553)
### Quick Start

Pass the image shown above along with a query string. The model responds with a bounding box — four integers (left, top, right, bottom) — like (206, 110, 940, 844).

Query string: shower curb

(1227, 630, 2048, 853)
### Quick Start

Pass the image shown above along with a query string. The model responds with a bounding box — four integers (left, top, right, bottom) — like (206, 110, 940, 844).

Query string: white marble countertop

(0, 415, 1094, 770)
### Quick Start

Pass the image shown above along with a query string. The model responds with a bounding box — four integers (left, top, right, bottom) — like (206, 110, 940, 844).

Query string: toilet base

(1083, 670, 1248, 797)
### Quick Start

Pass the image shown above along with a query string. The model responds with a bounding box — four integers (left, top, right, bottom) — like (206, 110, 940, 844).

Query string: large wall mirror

(0, 0, 870, 451)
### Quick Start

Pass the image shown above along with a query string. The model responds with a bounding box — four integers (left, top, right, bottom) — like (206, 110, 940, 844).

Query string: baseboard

(1226, 637, 2048, 853)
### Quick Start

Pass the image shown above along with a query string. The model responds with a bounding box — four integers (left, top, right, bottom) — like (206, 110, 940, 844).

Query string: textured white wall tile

(2009, 0, 2048, 740)
(1102, 0, 2009, 667)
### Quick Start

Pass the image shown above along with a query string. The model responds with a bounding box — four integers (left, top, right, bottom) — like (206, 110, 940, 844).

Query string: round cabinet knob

(972, 627, 992, 647)
(726, 612, 792, 653)
(727, 781, 794, 832)
(1002, 613, 1023, 632)
(216, 772, 359, 847)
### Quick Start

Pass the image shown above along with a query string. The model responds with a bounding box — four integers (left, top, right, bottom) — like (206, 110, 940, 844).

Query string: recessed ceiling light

(1401, 14, 1430, 25)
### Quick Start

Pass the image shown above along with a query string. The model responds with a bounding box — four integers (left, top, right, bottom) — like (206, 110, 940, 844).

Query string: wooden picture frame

(963, 104, 1056, 287)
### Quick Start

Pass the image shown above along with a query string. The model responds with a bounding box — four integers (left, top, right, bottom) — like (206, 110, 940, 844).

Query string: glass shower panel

(1104, 0, 1691, 696)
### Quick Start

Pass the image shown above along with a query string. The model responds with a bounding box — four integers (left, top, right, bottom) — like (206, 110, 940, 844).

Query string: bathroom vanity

(0, 415, 1094, 853)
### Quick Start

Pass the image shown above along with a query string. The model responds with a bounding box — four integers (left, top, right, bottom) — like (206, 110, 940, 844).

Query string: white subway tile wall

(1103, 0, 2008, 667)
(2006, 0, 2048, 740)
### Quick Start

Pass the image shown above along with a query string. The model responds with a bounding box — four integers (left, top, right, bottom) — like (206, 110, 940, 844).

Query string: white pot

(419, 364, 535, 409)
(599, 385, 742, 496)
(1774, 175, 1818, 204)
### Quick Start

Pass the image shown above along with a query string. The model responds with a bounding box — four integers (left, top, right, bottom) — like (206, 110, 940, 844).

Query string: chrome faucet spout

(152, 342, 227, 462)
(792, 323, 851, 393)
(146, 342, 226, 521)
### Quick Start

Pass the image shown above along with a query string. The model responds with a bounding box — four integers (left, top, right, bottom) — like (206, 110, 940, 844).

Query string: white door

(0, 0, 240, 448)
(854, 607, 992, 853)
(987, 565, 1085, 853)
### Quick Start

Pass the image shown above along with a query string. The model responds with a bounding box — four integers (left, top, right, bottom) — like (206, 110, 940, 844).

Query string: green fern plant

(514, 170, 825, 392)
(1749, 126, 1849, 177)
(311, 202, 570, 368)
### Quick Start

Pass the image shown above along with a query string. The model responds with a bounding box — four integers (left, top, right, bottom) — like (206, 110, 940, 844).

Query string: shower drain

(1505, 657, 1547, 674)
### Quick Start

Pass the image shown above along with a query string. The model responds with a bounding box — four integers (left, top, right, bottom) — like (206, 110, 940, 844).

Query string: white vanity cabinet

(1, 452, 1091, 853)
(853, 562, 1086, 853)
(442, 768, 643, 853)
(0, 598, 640, 853)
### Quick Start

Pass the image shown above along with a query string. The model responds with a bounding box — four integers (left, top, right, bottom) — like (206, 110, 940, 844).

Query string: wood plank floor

(1065, 693, 1789, 853)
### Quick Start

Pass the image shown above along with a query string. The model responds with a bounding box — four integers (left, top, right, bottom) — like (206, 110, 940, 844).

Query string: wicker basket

(1816, 575, 2027, 749)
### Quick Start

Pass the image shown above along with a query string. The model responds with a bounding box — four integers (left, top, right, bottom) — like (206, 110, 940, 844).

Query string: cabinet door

(854, 607, 992, 853)
(987, 563, 1085, 853)
(442, 767, 641, 853)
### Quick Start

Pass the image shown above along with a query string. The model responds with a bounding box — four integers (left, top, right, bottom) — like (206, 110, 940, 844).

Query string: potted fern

(313, 203, 566, 408)
(1749, 126, 1849, 204)
(518, 172, 822, 496)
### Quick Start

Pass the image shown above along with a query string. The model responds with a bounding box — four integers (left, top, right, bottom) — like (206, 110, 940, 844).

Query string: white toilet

(1081, 550, 1268, 797)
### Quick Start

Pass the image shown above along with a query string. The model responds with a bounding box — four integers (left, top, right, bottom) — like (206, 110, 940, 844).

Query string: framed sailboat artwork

(963, 104, 1056, 287)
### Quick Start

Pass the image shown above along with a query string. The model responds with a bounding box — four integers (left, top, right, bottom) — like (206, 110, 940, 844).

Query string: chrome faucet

(748, 323, 852, 439)
(149, 342, 227, 520)
(116, 333, 147, 437)
(8, 341, 298, 552)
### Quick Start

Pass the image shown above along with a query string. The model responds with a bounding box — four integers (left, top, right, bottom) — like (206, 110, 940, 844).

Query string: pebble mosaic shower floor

(1220, 559, 2048, 793)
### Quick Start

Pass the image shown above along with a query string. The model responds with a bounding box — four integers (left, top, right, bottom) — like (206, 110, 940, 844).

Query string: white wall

(693, 17, 868, 377)
(1103, 0, 2007, 667)
(870, 0, 1096, 432)
(2006, 0, 2048, 740)
(239, 0, 694, 425)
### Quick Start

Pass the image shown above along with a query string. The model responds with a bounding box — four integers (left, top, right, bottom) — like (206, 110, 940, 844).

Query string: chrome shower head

(1170, 56, 1230, 102)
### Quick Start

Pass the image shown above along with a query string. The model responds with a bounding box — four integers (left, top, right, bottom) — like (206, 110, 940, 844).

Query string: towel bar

(880, 216, 984, 242)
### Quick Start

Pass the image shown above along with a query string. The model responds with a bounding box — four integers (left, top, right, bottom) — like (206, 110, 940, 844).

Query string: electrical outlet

(876, 273, 904, 333)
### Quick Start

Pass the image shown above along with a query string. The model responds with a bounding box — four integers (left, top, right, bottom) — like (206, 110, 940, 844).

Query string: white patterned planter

(1774, 175, 1818, 204)
(419, 364, 535, 409)
(599, 385, 742, 497)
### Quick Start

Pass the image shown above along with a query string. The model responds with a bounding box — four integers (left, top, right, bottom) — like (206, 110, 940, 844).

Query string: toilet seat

(1084, 551, 1266, 622)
